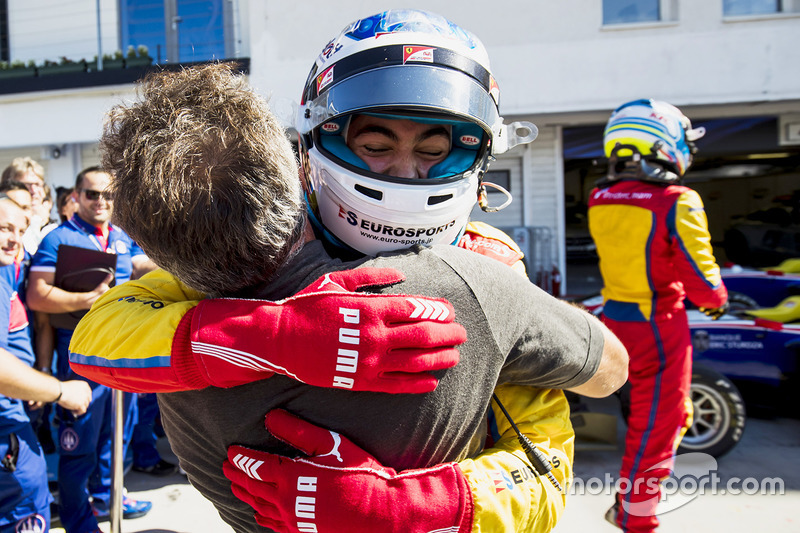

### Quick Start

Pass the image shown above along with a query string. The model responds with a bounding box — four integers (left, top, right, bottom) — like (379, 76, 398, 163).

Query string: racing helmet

(296, 9, 538, 255)
(602, 99, 706, 184)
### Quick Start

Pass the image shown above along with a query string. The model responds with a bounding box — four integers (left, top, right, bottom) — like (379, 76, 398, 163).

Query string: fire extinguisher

(551, 264, 562, 296)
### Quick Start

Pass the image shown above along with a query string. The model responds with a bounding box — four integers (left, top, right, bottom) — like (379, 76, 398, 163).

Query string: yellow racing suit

(589, 180, 727, 532)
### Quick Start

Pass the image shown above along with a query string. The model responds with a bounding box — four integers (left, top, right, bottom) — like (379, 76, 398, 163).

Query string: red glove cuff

(171, 307, 214, 389)
(455, 463, 475, 533)
(226, 410, 475, 533)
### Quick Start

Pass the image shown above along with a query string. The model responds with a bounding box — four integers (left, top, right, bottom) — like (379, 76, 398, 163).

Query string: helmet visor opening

(314, 109, 490, 185)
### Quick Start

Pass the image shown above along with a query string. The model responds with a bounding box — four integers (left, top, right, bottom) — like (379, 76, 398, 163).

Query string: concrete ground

(554, 398, 800, 532)
(50, 400, 799, 533)
(48, 437, 233, 533)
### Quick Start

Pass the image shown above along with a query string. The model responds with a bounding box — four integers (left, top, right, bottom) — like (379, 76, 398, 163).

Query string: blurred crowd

(0, 157, 175, 533)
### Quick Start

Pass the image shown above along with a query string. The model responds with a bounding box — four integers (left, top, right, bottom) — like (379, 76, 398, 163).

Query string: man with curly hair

(70, 59, 626, 533)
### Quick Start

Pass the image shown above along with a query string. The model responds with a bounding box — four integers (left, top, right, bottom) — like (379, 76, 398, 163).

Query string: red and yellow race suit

(589, 180, 727, 532)
(70, 221, 573, 532)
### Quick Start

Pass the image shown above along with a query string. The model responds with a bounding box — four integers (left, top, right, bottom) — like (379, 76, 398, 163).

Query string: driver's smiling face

(346, 115, 451, 180)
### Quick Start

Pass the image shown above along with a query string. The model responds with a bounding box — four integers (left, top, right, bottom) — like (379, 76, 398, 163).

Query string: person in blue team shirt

(0, 183, 35, 369)
(0, 183, 49, 445)
(0, 193, 92, 533)
(26, 167, 154, 533)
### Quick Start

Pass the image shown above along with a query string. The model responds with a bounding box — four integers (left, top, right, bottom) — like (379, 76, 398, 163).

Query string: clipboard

(50, 244, 117, 330)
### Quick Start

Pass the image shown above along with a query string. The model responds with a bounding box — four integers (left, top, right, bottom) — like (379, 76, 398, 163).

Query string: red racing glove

(224, 409, 474, 533)
(178, 267, 466, 394)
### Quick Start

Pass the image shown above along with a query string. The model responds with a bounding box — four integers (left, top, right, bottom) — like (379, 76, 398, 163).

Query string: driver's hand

(700, 301, 729, 320)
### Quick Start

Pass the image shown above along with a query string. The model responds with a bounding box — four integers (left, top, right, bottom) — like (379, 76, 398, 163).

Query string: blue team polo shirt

(0, 279, 30, 434)
(0, 252, 35, 367)
(30, 215, 144, 347)
(31, 214, 143, 285)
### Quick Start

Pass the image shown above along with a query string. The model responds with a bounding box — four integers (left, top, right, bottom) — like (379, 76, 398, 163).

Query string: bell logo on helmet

(321, 122, 340, 133)
(460, 134, 480, 146)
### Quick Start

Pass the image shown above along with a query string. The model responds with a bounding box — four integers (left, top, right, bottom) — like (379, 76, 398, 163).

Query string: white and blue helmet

(296, 9, 537, 255)
(603, 99, 705, 183)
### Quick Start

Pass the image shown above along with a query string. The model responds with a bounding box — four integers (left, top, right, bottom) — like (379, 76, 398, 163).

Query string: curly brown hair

(100, 63, 303, 296)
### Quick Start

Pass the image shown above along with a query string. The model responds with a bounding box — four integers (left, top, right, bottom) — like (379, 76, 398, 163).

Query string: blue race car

(720, 259, 800, 309)
(684, 304, 800, 457)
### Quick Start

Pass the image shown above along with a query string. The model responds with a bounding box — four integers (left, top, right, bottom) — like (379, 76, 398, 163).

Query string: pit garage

(563, 114, 800, 296)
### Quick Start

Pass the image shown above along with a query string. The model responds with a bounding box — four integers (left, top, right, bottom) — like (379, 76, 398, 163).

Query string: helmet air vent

(354, 184, 383, 201)
(428, 194, 453, 206)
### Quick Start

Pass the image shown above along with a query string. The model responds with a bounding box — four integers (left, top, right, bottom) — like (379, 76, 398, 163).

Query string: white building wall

(525, 126, 565, 278)
(469, 155, 523, 228)
(4, 1, 800, 144)
(247, 1, 800, 114)
(0, 86, 136, 190)
(525, 126, 562, 230)
(1, 0, 799, 277)
(495, 18, 800, 115)
(4, 1, 799, 155)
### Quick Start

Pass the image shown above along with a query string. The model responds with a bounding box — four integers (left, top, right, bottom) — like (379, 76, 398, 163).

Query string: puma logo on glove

(190, 268, 467, 393)
(223, 409, 473, 533)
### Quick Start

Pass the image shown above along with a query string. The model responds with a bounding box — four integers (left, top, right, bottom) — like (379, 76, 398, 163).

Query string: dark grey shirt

(158, 241, 603, 532)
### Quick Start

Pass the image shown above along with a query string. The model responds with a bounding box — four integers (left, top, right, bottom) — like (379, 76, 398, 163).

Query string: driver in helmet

(303, 111, 530, 270)
(588, 99, 728, 532)
(294, 9, 534, 275)
(70, 10, 626, 532)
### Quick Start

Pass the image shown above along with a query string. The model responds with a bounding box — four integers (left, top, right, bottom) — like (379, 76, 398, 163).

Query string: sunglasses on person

(79, 188, 114, 201)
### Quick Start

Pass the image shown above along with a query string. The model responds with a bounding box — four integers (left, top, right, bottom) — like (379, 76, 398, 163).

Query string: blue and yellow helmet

(603, 99, 705, 182)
